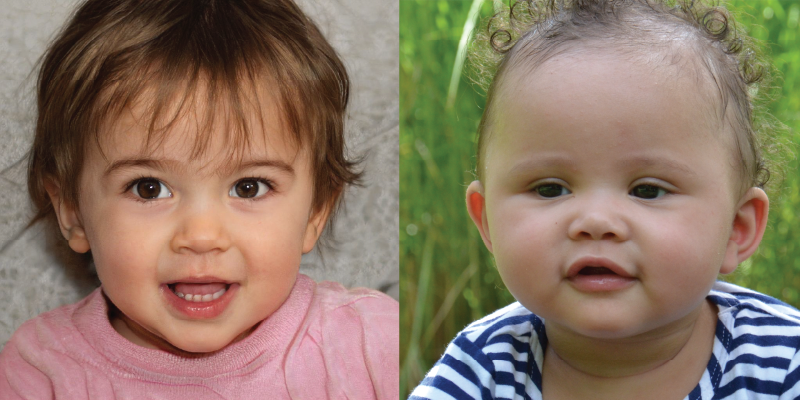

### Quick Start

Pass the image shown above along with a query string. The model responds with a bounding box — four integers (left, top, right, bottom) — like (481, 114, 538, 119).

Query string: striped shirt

(410, 281, 800, 399)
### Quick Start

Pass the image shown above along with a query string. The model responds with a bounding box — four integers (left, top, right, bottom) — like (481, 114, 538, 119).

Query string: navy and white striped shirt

(410, 282, 800, 399)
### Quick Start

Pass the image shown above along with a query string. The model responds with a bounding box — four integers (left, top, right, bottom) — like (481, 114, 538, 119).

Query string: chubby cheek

(88, 200, 167, 251)
(488, 198, 561, 306)
(236, 207, 306, 265)
(87, 213, 166, 303)
(237, 230, 302, 284)
(227, 210, 306, 309)
(642, 209, 729, 314)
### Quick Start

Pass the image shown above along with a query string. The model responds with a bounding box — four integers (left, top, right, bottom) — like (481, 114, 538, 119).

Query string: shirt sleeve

(284, 285, 399, 400)
(779, 344, 800, 400)
(409, 334, 497, 400)
(0, 328, 55, 400)
(356, 292, 400, 400)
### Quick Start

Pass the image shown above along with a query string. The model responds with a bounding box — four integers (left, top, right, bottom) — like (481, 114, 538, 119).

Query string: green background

(400, 0, 800, 397)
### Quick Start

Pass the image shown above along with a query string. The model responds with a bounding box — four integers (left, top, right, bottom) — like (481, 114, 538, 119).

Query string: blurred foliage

(399, 0, 800, 397)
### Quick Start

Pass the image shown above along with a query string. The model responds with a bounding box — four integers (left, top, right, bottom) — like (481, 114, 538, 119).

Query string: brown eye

(132, 179, 171, 199)
(230, 179, 270, 198)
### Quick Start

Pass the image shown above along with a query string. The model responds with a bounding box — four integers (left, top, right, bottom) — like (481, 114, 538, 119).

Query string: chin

(166, 332, 238, 355)
(170, 339, 228, 355)
(564, 315, 647, 340)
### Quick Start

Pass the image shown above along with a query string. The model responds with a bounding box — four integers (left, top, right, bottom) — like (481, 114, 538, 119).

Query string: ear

(302, 202, 333, 254)
(44, 178, 91, 254)
(720, 187, 769, 274)
(466, 180, 493, 253)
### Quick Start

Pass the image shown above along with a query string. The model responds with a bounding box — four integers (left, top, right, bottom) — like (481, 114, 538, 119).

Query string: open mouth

(162, 280, 238, 319)
(168, 282, 231, 303)
(577, 266, 615, 275)
(566, 257, 635, 292)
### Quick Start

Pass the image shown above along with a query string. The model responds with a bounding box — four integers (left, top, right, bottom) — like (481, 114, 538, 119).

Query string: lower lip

(569, 274, 636, 292)
(162, 283, 238, 319)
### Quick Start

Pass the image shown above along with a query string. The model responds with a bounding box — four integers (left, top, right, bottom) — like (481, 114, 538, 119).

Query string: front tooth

(177, 288, 228, 302)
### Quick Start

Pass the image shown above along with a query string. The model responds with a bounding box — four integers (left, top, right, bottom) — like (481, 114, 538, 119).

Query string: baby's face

(62, 100, 326, 353)
(470, 51, 758, 339)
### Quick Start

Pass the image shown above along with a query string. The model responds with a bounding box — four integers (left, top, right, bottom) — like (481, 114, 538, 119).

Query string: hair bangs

(30, 0, 359, 228)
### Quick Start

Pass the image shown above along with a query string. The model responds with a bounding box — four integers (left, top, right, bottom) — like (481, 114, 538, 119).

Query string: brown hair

(28, 0, 360, 226)
(469, 0, 785, 192)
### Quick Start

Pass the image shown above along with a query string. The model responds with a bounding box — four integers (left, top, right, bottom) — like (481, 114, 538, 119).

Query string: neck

(547, 305, 702, 377)
(543, 300, 718, 399)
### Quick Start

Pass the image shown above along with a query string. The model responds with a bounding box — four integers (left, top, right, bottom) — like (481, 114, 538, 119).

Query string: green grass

(400, 1, 800, 397)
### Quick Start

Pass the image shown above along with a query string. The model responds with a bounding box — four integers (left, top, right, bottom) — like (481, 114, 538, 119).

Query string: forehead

(484, 50, 739, 187)
(94, 80, 303, 172)
(500, 45, 720, 124)
(506, 51, 710, 123)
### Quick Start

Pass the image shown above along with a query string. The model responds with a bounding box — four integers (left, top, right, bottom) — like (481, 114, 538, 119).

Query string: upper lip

(163, 276, 233, 285)
(566, 256, 634, 279)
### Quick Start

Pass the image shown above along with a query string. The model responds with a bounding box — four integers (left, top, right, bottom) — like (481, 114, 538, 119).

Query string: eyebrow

(620, 156, 697, 176)
(507, 154, 697, 176)
(234, 160, 295, 176)
(103, 158, 169, 178)
(507, 155, 574, 175)
(103, 158, 296, 177)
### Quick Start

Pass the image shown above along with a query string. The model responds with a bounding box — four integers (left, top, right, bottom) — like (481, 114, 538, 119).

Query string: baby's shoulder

(434, 302, 545, 375)
(0, 291, 99, 399)
(289, 279, 398, 397)
(710, 282, 800, 360)
(440, 302, 545, 378)
(311, 279, 399, 313)
(298, 278, 398, 345)
(710, 281, 800, 330)
(410, 303, 545, 400)
(707, 282, 800, 397)
(2, 290, 96, 356)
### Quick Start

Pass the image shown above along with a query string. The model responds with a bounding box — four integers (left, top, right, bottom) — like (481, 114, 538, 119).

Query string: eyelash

(629, 183, 670, 199)
(531, 181, 571, 198)
(122, 176, 277, 202)
(123, 176, 170, 203)
(231, 177, 276, 201)
(529, 181, 671, 199)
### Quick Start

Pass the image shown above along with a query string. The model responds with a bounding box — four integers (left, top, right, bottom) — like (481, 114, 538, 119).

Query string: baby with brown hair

(0, 0, 398, 398)
(411, 0, 800, 399)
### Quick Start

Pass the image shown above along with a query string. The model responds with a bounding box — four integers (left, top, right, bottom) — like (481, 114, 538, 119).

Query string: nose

(567, 193, 630, 241)
(170, 202, 232, 254)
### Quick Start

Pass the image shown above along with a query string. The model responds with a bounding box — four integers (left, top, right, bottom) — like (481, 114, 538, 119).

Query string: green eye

(535, 183, 570, 198)
(630, 184, 667, 199)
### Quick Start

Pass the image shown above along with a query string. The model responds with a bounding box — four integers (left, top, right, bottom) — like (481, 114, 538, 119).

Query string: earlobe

(44, 178, 91, 254)
(466, 180, 493, 253)
(66, 227, 91, 254)
(301, 203, 332, 254)
(720, 187, 769, 274)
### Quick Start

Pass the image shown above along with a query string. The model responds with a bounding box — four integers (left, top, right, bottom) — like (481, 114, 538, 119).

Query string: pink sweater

(0, 274, 398, 399)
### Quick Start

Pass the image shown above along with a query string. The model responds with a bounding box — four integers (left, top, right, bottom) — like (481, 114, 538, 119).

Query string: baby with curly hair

(410, 0, 800, 399)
